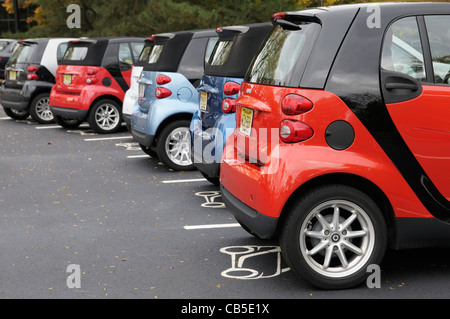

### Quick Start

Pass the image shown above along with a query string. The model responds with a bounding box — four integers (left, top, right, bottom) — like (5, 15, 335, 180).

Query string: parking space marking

(127, 154, 149, 158)
(35, 125, 62, 130)
(0, 117, 11, 120)
(184, 223, 240, 230)
(162, 178, 207, 184)
(84, 136, 133, 141)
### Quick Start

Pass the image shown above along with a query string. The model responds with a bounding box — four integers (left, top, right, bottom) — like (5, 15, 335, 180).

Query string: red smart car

(49, 37, 144, 133)
(220, 3, 450, 289)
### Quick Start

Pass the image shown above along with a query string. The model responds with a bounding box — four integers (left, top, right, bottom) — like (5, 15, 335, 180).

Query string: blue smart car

(130, 30, 218, 170)
(190, 23, 272, 184)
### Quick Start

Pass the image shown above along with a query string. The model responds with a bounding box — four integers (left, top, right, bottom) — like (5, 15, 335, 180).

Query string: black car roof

(204, 22, 272, 78)
(58, 37, 145, 67)
(142, 29, 216, 73)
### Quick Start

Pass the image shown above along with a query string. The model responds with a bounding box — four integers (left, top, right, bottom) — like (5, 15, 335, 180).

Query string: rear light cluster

(279, 94, 314, 143)
(155, 74, 172, 99)
(27, 65, 38, 80)
(86, 67, 99, 85)
(221, 81, 240, 113)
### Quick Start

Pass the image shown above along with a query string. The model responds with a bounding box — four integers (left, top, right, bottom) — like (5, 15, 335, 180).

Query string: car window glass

(9, 43, 35, 64)
(205, 37, 218, 64)
(424, 15, 450, 84)
(131, 42, 144, 61)
(246, 23, 320, 86)
(63, 46, 88, 60)
(57, 43, 68, 62)
(209, 40, 233, 66)
(0, 41, 10, 51)
(148, 44, 163, 63)
(381, 17, 426, 81)
(119, 43, 133, 65)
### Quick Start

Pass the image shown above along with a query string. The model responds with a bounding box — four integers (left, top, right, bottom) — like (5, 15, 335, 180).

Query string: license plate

(63, 74, 72, 85)
(139, 83, 146, 98)
(200, 92, 208, 111)
(240, 107, 253, 136)
(9, 71, 16, 81)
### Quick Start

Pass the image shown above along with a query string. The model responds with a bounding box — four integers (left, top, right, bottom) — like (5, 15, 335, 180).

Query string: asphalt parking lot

(1, 107, 450, 303)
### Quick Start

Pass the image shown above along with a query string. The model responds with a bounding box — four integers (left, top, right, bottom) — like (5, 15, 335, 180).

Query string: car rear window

(245, 22, 320, 87)
(59, 40, 108, 66)
(8, 43, 37, 64)
(63, 46, 88, 61)
(209, 40, 233, 66)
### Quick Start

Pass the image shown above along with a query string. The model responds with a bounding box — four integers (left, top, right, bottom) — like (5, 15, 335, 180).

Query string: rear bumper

(221, 184, 278, 239)
(131, 128, 155, 147)
(50, 105, 88, 120)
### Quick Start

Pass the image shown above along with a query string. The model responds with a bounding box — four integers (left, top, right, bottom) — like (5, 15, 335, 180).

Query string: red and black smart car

(49, 37, 144, 133)
(220, 2, 450, 289)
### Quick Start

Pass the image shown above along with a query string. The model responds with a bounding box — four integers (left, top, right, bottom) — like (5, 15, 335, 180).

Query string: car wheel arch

(276, 173, 397, 248)
(154, 112, 194, 141)
(87, 94, 123, 116)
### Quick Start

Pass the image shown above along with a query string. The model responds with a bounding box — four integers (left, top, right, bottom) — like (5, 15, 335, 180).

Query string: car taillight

(280, 120, 313, 143)
(273, 12, 286, 19)
(86, 67, 99, 84)
(27, 65, 39, 80)
(156, 74, 171, 85)
(155, 87, 172, 99)
(223, 81, 240, 96)
(281, 94, 313, 115)
(222, 98, 236, 113)
(87, 67, 98, 75)
(27, 73, 39, 80)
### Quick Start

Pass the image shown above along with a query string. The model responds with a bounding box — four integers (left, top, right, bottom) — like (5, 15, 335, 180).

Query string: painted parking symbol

(195, 191, 225, 209)
(220, 245, 290, 280)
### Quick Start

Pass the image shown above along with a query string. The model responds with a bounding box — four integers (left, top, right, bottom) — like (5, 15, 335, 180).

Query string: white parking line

(0, 116, 11, 120)
(84, 136, 133, 141)
(184, 223, 240, 230)
(35, 125, 61, 130)
(162, 178, 207, 184)
(127, 154, 149, 158)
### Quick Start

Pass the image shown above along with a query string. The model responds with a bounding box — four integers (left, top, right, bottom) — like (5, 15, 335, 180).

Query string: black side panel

(102, 42, 129, 92)
(325, 5, 450, 223)
(395, 217, 450, 249)
(142, 32, 193, 72)
(205, 23, 273, 78)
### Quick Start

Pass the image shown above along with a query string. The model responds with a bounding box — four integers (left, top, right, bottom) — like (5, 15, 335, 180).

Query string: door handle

(385, 82, 419, 91)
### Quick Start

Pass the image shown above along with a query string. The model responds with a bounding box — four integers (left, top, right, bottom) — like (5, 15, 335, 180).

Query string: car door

(380, 16, 450, 204)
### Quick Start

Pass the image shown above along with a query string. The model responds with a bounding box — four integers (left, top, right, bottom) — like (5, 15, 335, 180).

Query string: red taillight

(155, 87, 172, 99)
(216, 27, 223, 33)
(156, 74, 171, 85)
(27, 73, 39, 80)
(223, 81, 240, 96)
(221, 98, 236, 113)
(281, 94, 313, 115)
(87, 67, 98, 75)
(273, 12, 286, 19)
(86, 77, 98, 85)
(280, 120, 313, 143)
(27, 65, 38, 72)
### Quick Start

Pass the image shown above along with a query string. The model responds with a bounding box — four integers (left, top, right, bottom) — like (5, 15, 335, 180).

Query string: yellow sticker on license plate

(9, 71, 16, 81)
(63, 74, 72, 84)
(240, 107, 253, 136)
(200, 92, 208, 111)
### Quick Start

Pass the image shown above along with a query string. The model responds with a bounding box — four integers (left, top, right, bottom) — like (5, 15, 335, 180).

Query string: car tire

(88, 99, 122, 134)
(156, 120, 195, 171)
(29, 93, 54, 124)
(3, 107, 29, 120)
(280, 184, 387, 290)
(54, 115, 83, 129)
